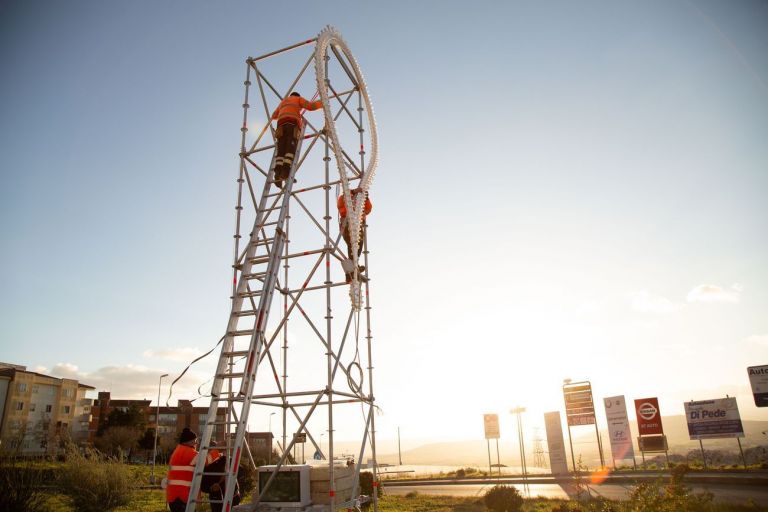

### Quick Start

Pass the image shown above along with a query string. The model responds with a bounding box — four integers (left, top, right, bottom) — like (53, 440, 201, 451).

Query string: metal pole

(737, 438, 746, 469)
(250, 38, 318, 62)
(150, 373, 168, 484)
(495, 438, 501, 477)
(268, 412, 275, 464)
(699, 439, 707, 469)
(397, 427, 402, 466)
(567, 423, 576, 474)
(322, 50, 336, 511)
(487, 439, 492, 476)
(594, 422, 605, 467)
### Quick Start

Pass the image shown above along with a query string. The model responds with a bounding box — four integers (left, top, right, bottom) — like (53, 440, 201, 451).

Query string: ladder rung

(236, 290, 264, 298)
(216, 372, 244, 379)
(242, 272, 267, 280)
(251, 237, 275, 246)
(232, 310, 257, 317)
(222, 350, 250, 357)
(227, 329, 256, 337)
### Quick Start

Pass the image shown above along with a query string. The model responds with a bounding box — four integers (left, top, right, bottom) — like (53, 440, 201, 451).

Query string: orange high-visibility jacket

(166, 444, 218, 504)
(337, 192, 372, 219)
(271, 96, 322, 129)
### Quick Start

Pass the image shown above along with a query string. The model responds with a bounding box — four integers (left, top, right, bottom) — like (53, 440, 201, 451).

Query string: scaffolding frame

(185, 28, 380, 512)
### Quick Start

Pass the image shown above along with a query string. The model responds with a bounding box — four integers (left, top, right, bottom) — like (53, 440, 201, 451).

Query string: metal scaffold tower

(185, 27, 380, 511)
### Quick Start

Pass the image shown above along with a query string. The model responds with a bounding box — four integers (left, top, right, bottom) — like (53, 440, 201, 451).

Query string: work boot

(345, 272, 352, 284)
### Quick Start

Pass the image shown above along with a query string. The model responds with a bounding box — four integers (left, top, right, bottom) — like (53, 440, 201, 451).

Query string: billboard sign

(564, 382, 596, 426)
(603, 395, 635, 461)
(638, 434, 667, 452)
(544, 411, 569, 475)
(634, 397, 663, 436)
(483, 414, 500, 440)
(684, 397, 745, 440)
(748, 365, 768, 407)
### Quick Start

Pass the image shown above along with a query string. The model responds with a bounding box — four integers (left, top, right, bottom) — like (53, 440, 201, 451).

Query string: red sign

(634, 397, 663, 435)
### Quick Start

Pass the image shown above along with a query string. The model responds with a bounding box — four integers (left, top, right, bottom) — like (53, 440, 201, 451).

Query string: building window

(45, 405, 52, 413)
(83, 406, 91, 413)
(62, 388, 74, 398)
(32, 385, 39, 393)
(15, 402, 24, 411)
(62, 405, 71, 415)
(30, 403, 36, 412)
(17, 383, 27, 393)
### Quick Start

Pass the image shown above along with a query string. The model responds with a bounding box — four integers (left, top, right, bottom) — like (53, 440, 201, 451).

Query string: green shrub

(57, 448, 135, 512)
(0, 458, 49, 512)
(484, 484, 523, 512)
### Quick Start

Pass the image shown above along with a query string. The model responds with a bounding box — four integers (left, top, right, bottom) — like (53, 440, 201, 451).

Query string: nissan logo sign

(638, 402, 658, 420)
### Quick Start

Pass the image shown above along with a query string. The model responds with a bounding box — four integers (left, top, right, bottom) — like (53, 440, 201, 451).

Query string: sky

(1, 0, 767, 450)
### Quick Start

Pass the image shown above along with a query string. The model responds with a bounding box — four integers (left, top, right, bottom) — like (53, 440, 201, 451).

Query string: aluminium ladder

(184, 130, 307, 512)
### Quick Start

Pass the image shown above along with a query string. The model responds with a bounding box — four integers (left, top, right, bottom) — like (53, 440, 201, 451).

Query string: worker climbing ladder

(184, 27, 380, 512)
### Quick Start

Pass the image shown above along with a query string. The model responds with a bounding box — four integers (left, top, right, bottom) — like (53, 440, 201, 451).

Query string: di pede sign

(634, 397, 663, 436)
(748, 365, 768, 407)
(684, 398, 745, 440)
(484, 414, 500, 440)
(564, 382, 596, 426)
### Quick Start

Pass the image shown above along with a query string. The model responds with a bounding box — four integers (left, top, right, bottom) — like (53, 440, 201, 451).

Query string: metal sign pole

(495, 438, 501, 477)
(487, 439, 492, 476)
(699, 439, 707, 469)
(737, 438, 747, 469)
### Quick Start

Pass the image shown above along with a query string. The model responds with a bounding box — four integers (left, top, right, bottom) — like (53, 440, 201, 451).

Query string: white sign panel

(603, 395, 635, 461)
(483, 414, 500, 440)
(684, 397, 745, 440)
(544, 411, 569, 475)
(748, 365, 768, 407)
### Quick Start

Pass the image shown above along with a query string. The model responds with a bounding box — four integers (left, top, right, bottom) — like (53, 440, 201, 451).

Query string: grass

(38, 491, 768, 512)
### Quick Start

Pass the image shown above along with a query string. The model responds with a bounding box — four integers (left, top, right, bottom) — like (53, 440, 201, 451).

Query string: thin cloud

(630, 291, 682, 314)
(686, 284, 741, 303)
(143, 347, 203, 361)
(46, 363, 209, 403)
(744, 334, 768, 347)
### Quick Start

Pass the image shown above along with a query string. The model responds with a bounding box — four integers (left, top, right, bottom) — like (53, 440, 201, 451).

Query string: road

(383, 480, 768, 506)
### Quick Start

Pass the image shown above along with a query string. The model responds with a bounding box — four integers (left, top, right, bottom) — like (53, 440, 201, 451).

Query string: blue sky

(1, 1, 767, 443)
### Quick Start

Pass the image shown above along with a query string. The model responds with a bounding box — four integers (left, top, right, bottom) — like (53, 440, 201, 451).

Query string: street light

(268, 412, 276, 464)
(150, 373, 169, 484)
(510, 406, 528, 489)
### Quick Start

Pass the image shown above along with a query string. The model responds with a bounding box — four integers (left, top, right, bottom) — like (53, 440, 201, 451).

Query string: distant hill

(375, 415, 768, 468)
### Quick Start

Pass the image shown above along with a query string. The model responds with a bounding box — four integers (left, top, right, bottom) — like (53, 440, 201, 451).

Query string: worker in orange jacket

(337, 187, 372, 283)
(271, 92, 322, 189)
(165, 428, 219, 512)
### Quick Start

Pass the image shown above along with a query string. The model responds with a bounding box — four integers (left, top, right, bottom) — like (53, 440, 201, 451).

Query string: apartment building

(0, 363, 94, 456)
(91, 392, 228, 445)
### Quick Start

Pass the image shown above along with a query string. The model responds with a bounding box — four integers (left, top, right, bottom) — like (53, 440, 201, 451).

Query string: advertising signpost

(684, 397, 746, 469)
(748, 365, 768, 407)
(483, 414, 501, 475)
(563, 381, 604, 471)
(544, 411, 569, 475)
(634, 397, 668, 468)
(603, 395, 636, 470)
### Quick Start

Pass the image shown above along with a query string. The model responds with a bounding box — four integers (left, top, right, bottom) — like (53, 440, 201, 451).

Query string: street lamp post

(268, 412, 276, 464)
(150, 373, 169, 484)
(510, 406, 528, 490)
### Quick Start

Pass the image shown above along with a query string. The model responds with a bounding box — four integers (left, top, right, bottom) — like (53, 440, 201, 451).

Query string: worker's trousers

(274, 123, 299, 182)
(341, 220, 366, 260)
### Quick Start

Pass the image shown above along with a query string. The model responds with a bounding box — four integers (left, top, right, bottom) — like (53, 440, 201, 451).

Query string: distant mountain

(375, 415, 768, 468)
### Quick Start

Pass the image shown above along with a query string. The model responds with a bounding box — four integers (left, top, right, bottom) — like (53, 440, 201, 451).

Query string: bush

(455, 468, 466, 478)
(484, 484, 523, 512)
(57, 448, 135, 512)
(0, 458, 49, 512)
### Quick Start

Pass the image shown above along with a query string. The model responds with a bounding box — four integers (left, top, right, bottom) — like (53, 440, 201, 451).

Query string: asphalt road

(383, 481, 768, 506)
